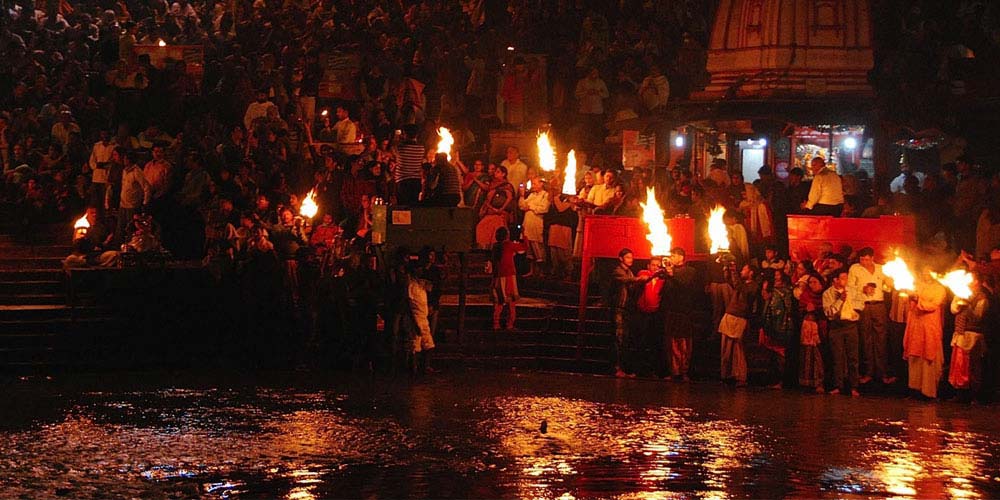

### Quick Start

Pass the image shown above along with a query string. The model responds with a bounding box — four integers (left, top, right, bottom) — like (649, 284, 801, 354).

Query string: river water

(2, 370, 998, 498)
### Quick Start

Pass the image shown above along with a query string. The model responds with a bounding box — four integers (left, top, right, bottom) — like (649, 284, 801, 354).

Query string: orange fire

(536, 131, 556, 172)
(640, 187, 671, 256)
(561, 150, 577, 195)
(299, 189, 318, 219)
(157, 39, 166, 47)
(883, 250, 915, 292)
(708, 206, 729, 254)
(933, 269, 973, 300)
(436, 127, 454, 161)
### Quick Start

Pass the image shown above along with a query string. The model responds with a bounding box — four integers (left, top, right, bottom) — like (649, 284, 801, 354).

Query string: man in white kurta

(518, 177, 551, 275)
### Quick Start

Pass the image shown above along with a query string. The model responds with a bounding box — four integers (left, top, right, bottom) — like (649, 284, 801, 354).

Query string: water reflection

(0, 372, 999, 498)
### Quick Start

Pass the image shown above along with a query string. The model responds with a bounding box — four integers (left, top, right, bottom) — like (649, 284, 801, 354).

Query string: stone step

(0, 294, 66, 306)
(0, 280, 63, 295)
(447, 329, 613, 346)
(438, 341, 610, 361)
(0, 257, 64, 270)
(0, 269, 64, 281)
(0, 245, 72, 258)
(432, 353, 610, 374)
(0, 317, 122, 335)
(0, 305, 109, 322)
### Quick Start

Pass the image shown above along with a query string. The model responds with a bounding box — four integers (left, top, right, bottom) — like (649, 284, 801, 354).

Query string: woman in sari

(475, 165, 515, 248)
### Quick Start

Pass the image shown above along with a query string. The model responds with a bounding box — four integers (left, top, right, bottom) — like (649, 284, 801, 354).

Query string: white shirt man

(113, 162, 152, 210)
(518, 183, 551, 243)
(501, 147, 529, 189)
(847, 253, 887, 311)
(244, 93, 278, 132)
(575, 69, 609, 115)
(889, 170, 925, 194)
(88, 134, 116, 182)
(804, 158, 844, 215)
(333, 114, 357, 144)
(639, 69, 670, 110)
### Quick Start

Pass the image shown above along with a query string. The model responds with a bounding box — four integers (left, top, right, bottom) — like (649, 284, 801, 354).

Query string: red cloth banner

(787, 215, 916, 262)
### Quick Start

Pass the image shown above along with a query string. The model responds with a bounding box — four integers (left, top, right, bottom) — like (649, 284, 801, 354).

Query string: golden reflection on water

(484, 396, 761, 499)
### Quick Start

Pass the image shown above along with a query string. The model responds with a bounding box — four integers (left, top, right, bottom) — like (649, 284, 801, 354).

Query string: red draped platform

(787, 215, 915, 262)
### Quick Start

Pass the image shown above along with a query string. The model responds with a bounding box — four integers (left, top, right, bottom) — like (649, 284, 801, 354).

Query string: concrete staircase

(434, 251, 616, 374)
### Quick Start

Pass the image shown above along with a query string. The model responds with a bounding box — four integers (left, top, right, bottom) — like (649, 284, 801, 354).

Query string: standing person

(663, 247, 699, 381)
(799, 272, 827, 392)
(143, 144, 172, 202)
(500, 146, 529, 191)
(636, 257, 666, 377)
(902, 272, 948, 399)
(718, 263, 757, 387)
(517, 175, 550, 276)
(406, 262, 436, 374)
(887, 280, 910, 387)
(395, 125, 425, 205)
(802, 157, 844, 216)
(575, 67, 609, 143)
(546, 182, 577, 281)
(760, 269, 795, 388)
(823, 270, 861, 396)
(423, 152, 461, 206)
(740, 182, 773, 252)
(476, 165, 516, 248)
(848, 247, 894, 385)
(611, 248, 653, 378)
(489, 227, 526, 330)
(106, 149, 150, 246)
(948, 272, 991, 401)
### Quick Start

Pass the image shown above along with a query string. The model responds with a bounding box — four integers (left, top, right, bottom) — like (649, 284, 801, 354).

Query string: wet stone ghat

(1, 369, 999, 499)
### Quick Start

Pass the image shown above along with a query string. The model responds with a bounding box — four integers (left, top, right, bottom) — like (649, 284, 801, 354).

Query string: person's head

(256, 90, 268, 102)
(647, 257, 662, 271)
(604, 169, 617, 185)
(669, 247, 685, 266)
(757, 165, 772, 178)
(321, 212, 334, 226)
(772, 269, 787, 287)
(587, 67, 599, 79)
(494, 226, 509, 243)
(361, 193, 372, 209)
(858, 247, 875, 267)
(99, 130, 110, 143)
(505, 146, 519, 163)
(903, 174, 920, 194)
(956, 155, 972, 174)
(495, 165, 508, 181)
(151, 145, 164, 160)
(789, 167, 804, 185)
(832, 270, 849, 288)
(335, 105, 349, 120)
(764, 245, 777, 261)
(619, 248, 634, 267)
(472, 159, 485, 172)
(256, 194, 270, 210)
(809, 157, 826, 174)
(219, 198, 234, 213)
(739, 264, 755, 281)
(85, 206, 99, 224)
(280, 207, 294, 224)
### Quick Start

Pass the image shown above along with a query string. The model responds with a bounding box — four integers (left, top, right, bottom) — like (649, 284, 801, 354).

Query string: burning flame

(536, 131, 556, 172)
(157, 39, 166, 47)
(933, 269, 973, 300)
(562, 150, 577, 195)
(299, 190, 318, 219)
(708, 206, 729, 253)
(74, 214, 90, 230)
(436, 127, 454, 161)
(640, 188, 671, 256)
(883, 250, 915, 292)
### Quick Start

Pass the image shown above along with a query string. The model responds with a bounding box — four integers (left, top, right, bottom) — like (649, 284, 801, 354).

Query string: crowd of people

(1, 0, 999, 392)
